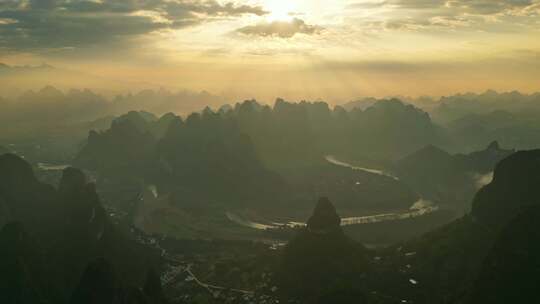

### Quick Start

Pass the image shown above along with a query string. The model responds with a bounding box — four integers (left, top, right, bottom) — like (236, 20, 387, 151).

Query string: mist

(2, 1, 540, 303)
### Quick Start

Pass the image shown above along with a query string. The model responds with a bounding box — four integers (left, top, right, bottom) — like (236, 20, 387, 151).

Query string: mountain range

(0, 153, 163, 304)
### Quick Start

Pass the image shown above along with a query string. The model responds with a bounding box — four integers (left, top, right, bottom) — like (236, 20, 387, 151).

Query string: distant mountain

(347, 99, 446, 160)
(228, 98, 445, 171)
(108, 110, 178, 139)
(75, 110, 289, 210)
(0, 62, 54, 74)
(0, 86, 111, 131)
(74, 113, 160, 177)
(454, 141, 514, 173)
(2, 90, 447, 167)
(431, 90, 540, 124)
(277, 197, 368, 302)
(111, 89, 227, 116)
(393, 141, 514, 209)
(0, 86, 229, 143)
(157, 109, 289, 206)
(445, 110, 540, 152)
(341, 97, 378, 111)
(446, 110, 516, 132)
(0, 154, 161, 303)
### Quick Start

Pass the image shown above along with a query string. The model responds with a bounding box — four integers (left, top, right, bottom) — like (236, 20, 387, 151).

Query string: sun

(263, 0, 298, 21)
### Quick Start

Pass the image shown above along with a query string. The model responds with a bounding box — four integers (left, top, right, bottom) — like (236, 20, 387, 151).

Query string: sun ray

(263, 0, 298, 21)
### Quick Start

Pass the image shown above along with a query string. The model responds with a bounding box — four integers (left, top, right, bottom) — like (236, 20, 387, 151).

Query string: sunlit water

(227, 157, 439, 230)
(472, 171, 494, 189)
(325, 155, 399, 180)
(148, 184, 158, 198)
(227, 198, 439, 230)
(37, 163, 70, 171)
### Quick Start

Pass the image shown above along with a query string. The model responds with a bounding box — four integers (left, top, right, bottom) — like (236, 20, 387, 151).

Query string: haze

(3, 2, 540, 304)
(1, 0, 540, 101)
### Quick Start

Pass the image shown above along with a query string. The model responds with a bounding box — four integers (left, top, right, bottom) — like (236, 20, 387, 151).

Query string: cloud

(446, 0, 534, 15)
(0, 0, 267, 52)
(347, 0, 539, 32)
(348, 0, 535, 14)
(236, 18, 323, 38)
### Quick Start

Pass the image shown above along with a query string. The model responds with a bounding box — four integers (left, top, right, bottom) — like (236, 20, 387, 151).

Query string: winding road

(161, 254, 254, 296)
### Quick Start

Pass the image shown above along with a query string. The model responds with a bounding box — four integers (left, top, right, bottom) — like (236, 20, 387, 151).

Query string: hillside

(0, 153, 162, 303)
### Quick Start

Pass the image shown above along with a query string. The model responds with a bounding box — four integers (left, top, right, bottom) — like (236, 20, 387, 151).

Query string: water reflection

(325, 155, 399, 180)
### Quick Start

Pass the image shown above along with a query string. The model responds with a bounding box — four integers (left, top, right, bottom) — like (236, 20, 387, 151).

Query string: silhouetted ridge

(59, 167, 87, 195)
(74, 112, 160, 175)
(277, 197, 367, 303)
(70, 258, 119, 304)
(468, 205, 540, 304)
(0, 154, 57, 234)
(0, 153, 36, 187)
(392, 148, 540, 303)
(0, 156, 162, 303)
(458, 140, 515, 173)
(487, 140, 500, 150)
(472, 149, 540, 228)
(307, 197, 341, 232)
(0, 222, 45, 304)
(397, 145, 453, 167)
(144, 269, 165, 304)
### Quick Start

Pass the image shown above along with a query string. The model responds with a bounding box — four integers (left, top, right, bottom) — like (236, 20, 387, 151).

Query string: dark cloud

(0, 0, 267, 52)
(163, 1, 267, 17)
(236, 18, 323, 38)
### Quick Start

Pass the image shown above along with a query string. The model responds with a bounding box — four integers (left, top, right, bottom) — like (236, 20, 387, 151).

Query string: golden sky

(1, 0, 540, 102)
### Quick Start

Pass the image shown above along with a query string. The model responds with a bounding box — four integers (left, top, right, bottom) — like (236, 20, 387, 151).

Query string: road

(162, 254, 255, 296)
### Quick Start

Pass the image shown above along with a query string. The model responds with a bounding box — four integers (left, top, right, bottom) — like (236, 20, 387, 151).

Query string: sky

(1, 0, 540, 102)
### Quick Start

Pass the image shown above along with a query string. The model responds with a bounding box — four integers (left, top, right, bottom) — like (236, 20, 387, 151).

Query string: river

(325, 155, 399, 180)
(37, 162, 70, 171)
(227, 156, 439, 230)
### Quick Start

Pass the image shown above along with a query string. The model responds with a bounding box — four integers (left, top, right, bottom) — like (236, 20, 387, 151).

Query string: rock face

(469, 205, 540, 304)
(0, 222, 43, 304)
(389, 149, 540, 303)
(143, 268, 165, 304)
(306, 197, 341, 233)
(0, 153, 38, 191)
(0, 154, 162, 304)
(0, 153, 57, 237)
(471, 149, 540, 228)
(277, 197, 367, 303)
(70, 258, 120, 304)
